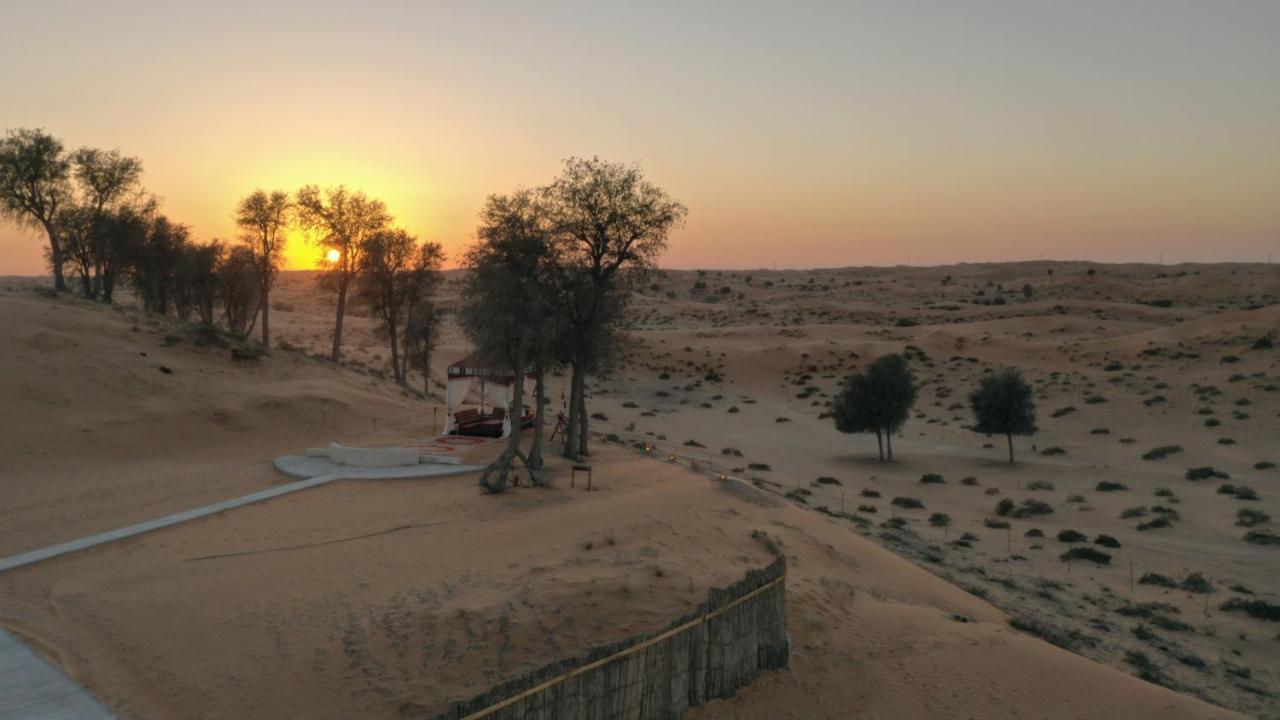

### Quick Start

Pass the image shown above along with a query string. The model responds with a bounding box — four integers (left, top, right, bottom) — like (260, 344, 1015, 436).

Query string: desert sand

(0, 261, 1275, 719)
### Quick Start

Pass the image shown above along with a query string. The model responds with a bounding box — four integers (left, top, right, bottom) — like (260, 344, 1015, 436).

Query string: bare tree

(0, 129, 72, 290)
(359, 229, 442, 384)
(295, 185, 390, 362)
(400, 242, 446, 390)
(235, 190, 291, 349)
(543, 157, 686, 460)
(71, 147, 142, 298)
(219, 246, 260, 338)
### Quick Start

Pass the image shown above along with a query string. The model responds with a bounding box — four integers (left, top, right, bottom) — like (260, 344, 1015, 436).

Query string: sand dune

(0, 261, 1275, 718)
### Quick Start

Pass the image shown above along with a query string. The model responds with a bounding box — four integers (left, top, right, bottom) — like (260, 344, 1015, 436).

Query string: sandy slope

(0, 261, 1275, 719)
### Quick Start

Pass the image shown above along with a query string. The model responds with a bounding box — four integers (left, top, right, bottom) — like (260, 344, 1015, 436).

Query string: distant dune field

(0, 261, 1275, 718)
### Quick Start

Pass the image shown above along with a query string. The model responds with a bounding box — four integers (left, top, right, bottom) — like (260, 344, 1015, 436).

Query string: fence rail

(433, 557, 788, 720)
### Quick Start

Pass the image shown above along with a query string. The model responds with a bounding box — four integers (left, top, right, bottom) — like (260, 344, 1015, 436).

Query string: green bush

(1061, 547, 1112, 564)
(1142, 445, 1183, 461)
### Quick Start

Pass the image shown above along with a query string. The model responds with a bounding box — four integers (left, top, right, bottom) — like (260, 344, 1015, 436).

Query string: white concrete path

(0, 460, 477, 718)
(0, 462, 476, 574)
(0, 629, 115, 719)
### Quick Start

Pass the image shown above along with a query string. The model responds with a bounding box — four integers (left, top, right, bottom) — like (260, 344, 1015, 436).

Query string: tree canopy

(969, 367, 1038, 463)
(832, 353, 917, 461)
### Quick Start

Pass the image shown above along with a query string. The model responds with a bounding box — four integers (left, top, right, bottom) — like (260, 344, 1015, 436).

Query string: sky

(2, 1, 1278, 273)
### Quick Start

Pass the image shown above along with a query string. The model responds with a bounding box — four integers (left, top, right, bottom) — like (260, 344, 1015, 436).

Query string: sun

(325, 249, 341, 263)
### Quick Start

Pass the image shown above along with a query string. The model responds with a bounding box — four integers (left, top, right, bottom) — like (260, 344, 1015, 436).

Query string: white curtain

(443, 376, 477, 434)
(483, 381, 515, 437)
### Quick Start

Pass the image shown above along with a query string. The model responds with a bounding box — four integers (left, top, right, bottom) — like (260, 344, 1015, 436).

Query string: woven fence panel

(434, 556, 788, 720)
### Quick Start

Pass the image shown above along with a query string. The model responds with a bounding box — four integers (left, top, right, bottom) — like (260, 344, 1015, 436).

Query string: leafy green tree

(544, 157, 686, 460)
(969, 367, 1038, 463)
(460, 190, 556, 493)
(832, 353, 917, 461)
(0, 129, 72, 290)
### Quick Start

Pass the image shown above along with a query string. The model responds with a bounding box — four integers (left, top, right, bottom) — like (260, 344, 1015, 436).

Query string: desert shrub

(1090, 427, 1110, 435)
(590, 412, 608, 421)
(861, 488, 881, 498)
(1026, 480, 1055, 491)
(1142, 445, 1183, 460)
(1066, 494, 1086, 504)
(1120, 506, 1147, 518)
(1180, 572, 1213, 594)
(750, 529, 783, 556)
(928, 513, 951, 527)
(858, 504, 877, 514)
(1220, 354, 1239, 364)
(1236, 508, 1270, 527)
(1217, 437, 1235, 445)
(1150, 615, 1192, 632)
(1061, 547, 1111, 564)
(1233, 486, 1259, 501)
(1040, 446, 1066, 456)
(1084, 395, 1107, 404)
(1219, 597, 1280, 622)
(961, 476, 979, 486)
(1255, 461, 1275, 470)
(784, 488, 810, 503)
(683, 439, 705, 448)
(747, 462, 772, 471)
(1057, 529, 1087, 543)
(621, 401, 639, 409)
(1008, 616, 1097, 651)
(891, 496, 924, 509)
(1185, 466, 1228, 481)
(984, 518, 1011, 529)
(995, 498, 1015, 516)
(1242, 530, 1280, 546)
(1094, 534, 1121, 548)
(815, 476, 841, 485)
(1139, 572, 1177, 588)
(1025, 528, 1044, 537)
(919, 473, 945, 484)
(1138, 516, 1173, 531)
(721, 447, 744, 456)
(1051, 406, 1076, 418)
(1203, 418, 1221, 428)
(1096, 481, 1128, 492)
(1012, 499, 1053, 518)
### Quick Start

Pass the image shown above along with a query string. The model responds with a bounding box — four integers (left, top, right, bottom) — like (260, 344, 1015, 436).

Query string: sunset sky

(2, 1, 1278, 273)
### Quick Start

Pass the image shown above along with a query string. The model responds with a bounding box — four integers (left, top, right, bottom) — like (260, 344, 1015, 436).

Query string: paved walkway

(0, 460, 477, 717)
(0, 629, 115, 719)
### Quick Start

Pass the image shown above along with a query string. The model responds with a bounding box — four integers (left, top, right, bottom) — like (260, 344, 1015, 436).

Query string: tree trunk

(875, 429, 884, 461)
(563, 364, 584, 460)
(479, 368, 526, 494)
(1007, 433, 1015, 464)
(387, 315, 401, 384)
(44, 222, 67, 291)
(529, 361, 547, 473)
(400, 305, 413, 383)
(331, 281, 348, 362)
(260, 284, 271, 349)
(885, 428, 894, 462)
(577, 383, 589, 457)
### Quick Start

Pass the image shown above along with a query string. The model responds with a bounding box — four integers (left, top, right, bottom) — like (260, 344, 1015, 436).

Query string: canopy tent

(444, 354, 536, 437)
